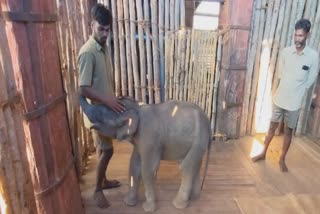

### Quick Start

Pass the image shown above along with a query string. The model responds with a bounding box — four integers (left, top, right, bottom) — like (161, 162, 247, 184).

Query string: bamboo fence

(165, 29, 223, 129)
(101, 0, 186, 103)
(56, 0, 94, 176)
(243, 0, 320, 136)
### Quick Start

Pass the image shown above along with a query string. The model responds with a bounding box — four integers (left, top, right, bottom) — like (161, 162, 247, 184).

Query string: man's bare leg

(279, 126, 293, 172)
(94, 148, 113, 208)
(252, 122, 279, 162)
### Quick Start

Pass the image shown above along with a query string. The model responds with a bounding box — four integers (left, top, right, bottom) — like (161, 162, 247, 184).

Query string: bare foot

(251, 153, 266, 162)
(93, 191, 110, 209)
(279, 160, 288, 172)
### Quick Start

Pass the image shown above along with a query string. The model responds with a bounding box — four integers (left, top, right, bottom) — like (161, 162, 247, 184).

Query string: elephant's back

(139, 100, 211, 160)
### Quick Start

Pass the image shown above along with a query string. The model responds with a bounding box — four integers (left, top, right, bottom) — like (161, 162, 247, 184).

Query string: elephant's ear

(115, 109, 139, 141)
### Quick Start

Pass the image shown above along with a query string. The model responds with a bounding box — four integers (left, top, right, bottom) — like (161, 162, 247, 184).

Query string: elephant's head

(79, 95, 139, 141)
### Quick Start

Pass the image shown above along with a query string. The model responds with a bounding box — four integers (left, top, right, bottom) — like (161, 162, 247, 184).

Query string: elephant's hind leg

(190, 164, 201, 200)
(173, 147, 203, 209)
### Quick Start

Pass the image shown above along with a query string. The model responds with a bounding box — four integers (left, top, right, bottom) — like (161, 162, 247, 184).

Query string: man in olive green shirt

(252, 19, 319, 172)
(78, 4, 125, 208)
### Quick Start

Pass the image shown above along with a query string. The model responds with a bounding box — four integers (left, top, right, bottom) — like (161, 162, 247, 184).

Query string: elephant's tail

(201, 133, 226, 190)
(200, 139, 211, 190)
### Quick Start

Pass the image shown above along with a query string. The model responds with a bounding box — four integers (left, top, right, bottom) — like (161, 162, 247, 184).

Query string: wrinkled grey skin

(79, 96, 212, 212)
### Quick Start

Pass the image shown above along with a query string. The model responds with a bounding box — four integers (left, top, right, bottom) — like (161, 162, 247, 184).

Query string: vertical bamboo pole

(174, 0, 180, 31)
(272, 0, 292, 92)
(165, 32, 172, 101)
(111, 0, 121, 96)
(269, 0, 286, 90)
(183, 30, 192, 101)
(165, 0, 170, 32)
(129, 0, 141, 100)
(211, 35, 223, 133)
(164, 0, 170, 100)
(169, 32, 175, 100)
(159, 0, 165, 101)
(144, 0, 154, 103)
(206, 33, 218, 118)
(191, 31, 200, 103)
(295, 0, 306, 23)
(123, 0, 133, 97)
(151, 0, 161, 103)
(199, 32, 209, 109)
(240, 0, 262, 136)
(180, 0, 185, 29)
(117, 0, 127, 96)
(136, 0, 147, 103)
(187, 30, 195, 102)
(174, 31, 182, 100)
(247, 0, 267, 134)
(286, 0, 299, 46)
(310, 1, 320, 47)
(179, 30, 187, 100)
(170, 0, 175, 31)
(253, 0, 281, 134)
(104, 1, 112, 56)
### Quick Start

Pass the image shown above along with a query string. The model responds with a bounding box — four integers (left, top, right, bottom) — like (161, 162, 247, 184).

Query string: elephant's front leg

(124, 147, 141, 206)
(141, 148, 161, 212)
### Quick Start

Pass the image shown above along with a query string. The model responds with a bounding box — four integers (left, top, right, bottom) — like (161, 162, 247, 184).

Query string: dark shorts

(91, 129, 113, 151)
(271, 104, 300, 129)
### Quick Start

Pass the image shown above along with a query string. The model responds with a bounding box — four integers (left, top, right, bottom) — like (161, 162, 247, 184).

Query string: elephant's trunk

(79, 95, 95, 122)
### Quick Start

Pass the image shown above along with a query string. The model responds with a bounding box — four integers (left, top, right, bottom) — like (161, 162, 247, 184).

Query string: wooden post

(2, 0, 84, 213)
(217, 0, 254, 138)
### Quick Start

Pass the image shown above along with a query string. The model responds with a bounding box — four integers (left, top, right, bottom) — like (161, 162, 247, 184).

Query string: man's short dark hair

(295, 19, 311, 33)
(91, 3, 112, 26)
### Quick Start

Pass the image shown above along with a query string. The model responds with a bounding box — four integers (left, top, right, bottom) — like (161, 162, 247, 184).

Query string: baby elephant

(79, 96, 212, 212)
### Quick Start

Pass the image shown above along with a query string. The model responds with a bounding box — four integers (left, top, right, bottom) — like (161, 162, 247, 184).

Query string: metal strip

(34, 156, 75, 198)
(24, 93, 66, 121)
(0, 94, 21, 109)
(1, 11, 57, 23)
